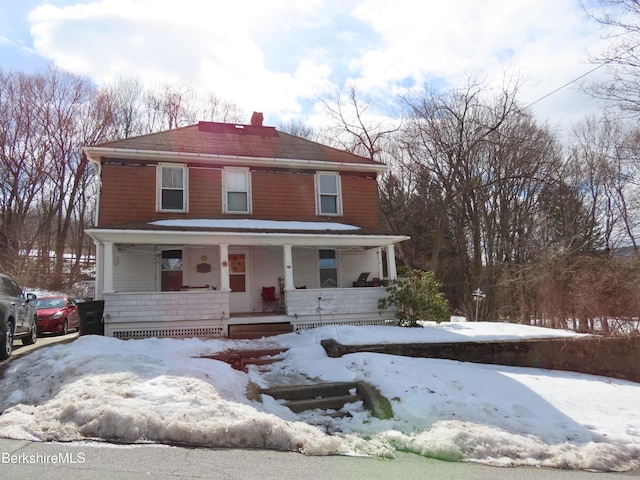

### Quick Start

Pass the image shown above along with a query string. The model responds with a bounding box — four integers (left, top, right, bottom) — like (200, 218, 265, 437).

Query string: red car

(34, 296, 80, 336)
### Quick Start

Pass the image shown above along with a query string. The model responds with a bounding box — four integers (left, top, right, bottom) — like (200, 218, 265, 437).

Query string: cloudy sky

(0, 0, 613, 130)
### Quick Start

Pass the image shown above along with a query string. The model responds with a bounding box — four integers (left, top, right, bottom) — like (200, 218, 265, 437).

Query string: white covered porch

(87, 221, 407, 339)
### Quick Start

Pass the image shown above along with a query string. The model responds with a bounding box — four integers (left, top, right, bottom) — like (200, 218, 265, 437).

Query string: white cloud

(349, 0, 610, 129)
(27, 0, 332, 118)
(24, 0, 612, 128)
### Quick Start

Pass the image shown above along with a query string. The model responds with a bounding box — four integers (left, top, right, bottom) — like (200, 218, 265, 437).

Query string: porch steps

(227, 322, 294, 339)
(260, 381, 393, 419)
(199, 348, 289, 372)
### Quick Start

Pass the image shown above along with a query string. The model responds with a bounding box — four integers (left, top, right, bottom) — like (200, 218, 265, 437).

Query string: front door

(229, 249, 251, 313)
(160, 249, 183, 291)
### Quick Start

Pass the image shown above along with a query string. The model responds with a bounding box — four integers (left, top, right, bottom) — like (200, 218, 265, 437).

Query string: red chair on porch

(261, 286, 279, 312)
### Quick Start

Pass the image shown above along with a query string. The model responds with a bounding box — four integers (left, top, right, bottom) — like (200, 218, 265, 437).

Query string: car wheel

(22, 319, 37, 345)
(61, 319, 68, 336)
(1, 320, 14, 361)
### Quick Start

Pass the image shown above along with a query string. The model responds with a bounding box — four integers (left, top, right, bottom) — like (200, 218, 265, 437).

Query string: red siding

(189, 167, 222, 215)
(99, 164, 157, 225)
(98, 163, 381, 229)
(251, 170, 317, 220)
(342, 174, 380, 228)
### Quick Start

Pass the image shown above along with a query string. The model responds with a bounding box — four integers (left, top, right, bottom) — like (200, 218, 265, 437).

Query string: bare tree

(277, 119, 317, 140)
(397, 77, 567, 321)
(320, 83, 401, 161)
(103, 78, 245, 134)
(0, 69, 49, 277)
(0, 67, 115, 289)
(199, 92, 244, 124)
(569, 114, 639, 253)
(101, 76, 146, 139)
(583, 0, 640, 116)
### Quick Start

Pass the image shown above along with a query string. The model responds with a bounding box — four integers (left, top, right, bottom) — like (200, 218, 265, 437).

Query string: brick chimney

(250, 111, 264, 126)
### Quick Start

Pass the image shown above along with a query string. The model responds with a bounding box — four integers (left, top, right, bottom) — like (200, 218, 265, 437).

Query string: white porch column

(283, 244, 294, 290)
(219, 244, 230, 291)
(94, 241, 105, 300)
(386, 244, 398, 280)
(103, 241, 115, 293)
(376, 247, 384, 279)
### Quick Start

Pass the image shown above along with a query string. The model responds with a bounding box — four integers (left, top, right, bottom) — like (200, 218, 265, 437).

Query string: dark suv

(0, 273, 37, 360)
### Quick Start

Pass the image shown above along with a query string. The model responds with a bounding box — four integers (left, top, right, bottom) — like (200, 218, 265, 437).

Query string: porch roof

(86, 219, 409, 247)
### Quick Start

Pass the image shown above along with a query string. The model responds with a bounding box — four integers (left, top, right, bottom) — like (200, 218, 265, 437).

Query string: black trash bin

(77, 300, 105, 336)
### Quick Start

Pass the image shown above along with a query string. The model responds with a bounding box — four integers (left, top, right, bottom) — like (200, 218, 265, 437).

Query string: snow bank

(0, 324, 638, 472)
(0, 336, 341, 455)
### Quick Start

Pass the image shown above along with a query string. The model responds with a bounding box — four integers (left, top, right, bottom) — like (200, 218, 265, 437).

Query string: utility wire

(523, 42, 640, 109)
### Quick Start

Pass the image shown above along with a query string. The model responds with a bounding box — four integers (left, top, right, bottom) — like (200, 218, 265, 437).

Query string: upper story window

(157, 164, 187, 212)
(316, 172, 342, 216)
(223, 167, 251, 214)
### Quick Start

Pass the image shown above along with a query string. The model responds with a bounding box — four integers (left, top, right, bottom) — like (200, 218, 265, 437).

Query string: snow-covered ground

(0, 322, 638, 472)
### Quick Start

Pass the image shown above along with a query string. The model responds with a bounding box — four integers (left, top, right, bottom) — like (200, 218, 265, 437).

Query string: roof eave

(82, 147, 388, 174)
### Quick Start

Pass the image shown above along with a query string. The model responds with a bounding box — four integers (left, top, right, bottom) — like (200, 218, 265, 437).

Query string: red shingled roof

(92, 121, 381, 166)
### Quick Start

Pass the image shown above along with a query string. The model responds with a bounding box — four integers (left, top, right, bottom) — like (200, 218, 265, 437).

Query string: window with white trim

(316, 172, 342, 216)
(157, 164, 187, 212)
(223, 167, 251, 213)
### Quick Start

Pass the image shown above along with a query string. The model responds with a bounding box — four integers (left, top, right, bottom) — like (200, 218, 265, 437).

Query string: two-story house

(83, 113, 408, 339)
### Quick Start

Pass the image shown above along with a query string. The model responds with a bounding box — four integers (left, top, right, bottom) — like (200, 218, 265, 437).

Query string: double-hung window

(157, 164, 187, 212)
(223, 167, 251, 214)
(316, 172, 342, 216)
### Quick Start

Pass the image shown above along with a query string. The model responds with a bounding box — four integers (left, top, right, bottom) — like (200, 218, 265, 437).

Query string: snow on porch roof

(85, 218, 409, 247)
(149, 219, 361, 231)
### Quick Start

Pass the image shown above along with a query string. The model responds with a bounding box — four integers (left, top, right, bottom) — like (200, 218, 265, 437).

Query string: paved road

(0, 438, 638, 480)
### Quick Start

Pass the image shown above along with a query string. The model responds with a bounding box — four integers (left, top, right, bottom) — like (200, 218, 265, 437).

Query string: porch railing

(100, 287, 395, 338)
(102, 290, 228, 338)
(285, 286, 395, 321)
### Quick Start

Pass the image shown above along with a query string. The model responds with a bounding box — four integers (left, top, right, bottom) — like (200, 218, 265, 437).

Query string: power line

(523, 43, 640, 109)
(524, 63, 609, 109)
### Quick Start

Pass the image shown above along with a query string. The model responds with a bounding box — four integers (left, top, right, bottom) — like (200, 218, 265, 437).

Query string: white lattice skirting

(112, 326, 224, 339)
(293, 318, 397, 332)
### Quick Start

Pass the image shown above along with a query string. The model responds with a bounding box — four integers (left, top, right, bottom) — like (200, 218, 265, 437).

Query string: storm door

(229, 249, 251, 312)
(160, 249, 183, 291)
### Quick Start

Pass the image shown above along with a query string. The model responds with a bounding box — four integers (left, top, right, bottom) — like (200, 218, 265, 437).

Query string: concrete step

(228, 322, 293, 339)
(199, 348, 288, 372)
(283, 394, 364, 413)
(264, 381, 359, 401)
(260, 381, 393, 419)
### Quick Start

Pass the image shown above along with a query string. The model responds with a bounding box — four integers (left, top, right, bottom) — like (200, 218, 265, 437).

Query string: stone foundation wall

(321, 336, 640, 383)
